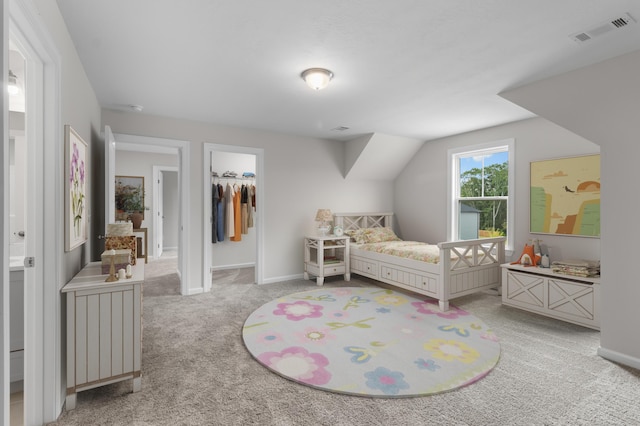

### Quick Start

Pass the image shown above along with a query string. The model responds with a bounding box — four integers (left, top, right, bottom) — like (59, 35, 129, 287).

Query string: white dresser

(62, 261, 144, 409)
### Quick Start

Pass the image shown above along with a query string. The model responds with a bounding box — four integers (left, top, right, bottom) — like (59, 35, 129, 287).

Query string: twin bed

(332, 212, 505, 311)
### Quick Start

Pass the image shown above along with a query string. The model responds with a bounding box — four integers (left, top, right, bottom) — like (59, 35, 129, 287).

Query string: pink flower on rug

(255, 330, 284, 345)
(273, 301, 324, 321)
(364, 367, 409, 395)
(481, 331, 499, 342)
(295, 326, 336, 345)
(257, 346, 331, 385)
(411, 300, 470, 319)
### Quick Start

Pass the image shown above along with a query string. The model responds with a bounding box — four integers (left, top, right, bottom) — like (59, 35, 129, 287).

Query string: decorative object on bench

(104, 235, 137, 266)
(100, 248, 131, 274)
(511, 243, 540, 267)
(243, 287, 500, 397)
(333, 213, 505, 311)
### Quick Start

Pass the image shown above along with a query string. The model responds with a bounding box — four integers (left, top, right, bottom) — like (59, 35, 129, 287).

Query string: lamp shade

(301, 68, 333, 91)
(315, 209, 333, 222)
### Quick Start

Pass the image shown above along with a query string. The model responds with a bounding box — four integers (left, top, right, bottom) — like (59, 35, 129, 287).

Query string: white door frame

(203, 143, 264, 291)
(1, 2, 9, 424)
(153, 165, 178, 258)
(113, 133, 190, 295)
(7, 0, 62, 423)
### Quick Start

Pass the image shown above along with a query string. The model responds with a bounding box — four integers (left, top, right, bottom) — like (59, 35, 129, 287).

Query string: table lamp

(315, 209, 333, 236)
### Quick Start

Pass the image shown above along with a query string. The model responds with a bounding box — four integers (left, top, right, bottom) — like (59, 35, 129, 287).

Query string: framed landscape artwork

(530, 154, 600, 237)
(115, 175, 145, 220)
(65, 125, 88, 251)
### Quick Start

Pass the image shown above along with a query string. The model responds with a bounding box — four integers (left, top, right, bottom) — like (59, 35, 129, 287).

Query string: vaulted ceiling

(56, 1, 640, 142)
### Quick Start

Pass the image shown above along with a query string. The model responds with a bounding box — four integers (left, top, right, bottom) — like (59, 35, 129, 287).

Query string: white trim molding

(597, 347, 640, 371)
(114, 133, 191, 295)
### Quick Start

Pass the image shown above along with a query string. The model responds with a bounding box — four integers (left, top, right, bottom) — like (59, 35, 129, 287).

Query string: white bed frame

(334, 212, 505, 311)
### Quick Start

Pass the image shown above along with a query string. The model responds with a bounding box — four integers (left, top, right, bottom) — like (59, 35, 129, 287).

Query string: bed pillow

(359, 227, 401, 244)
(345, 229, 366, 244)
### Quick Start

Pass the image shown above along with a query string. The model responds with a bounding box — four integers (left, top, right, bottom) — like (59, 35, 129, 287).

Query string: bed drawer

(379, 262, 438, 294)
(351, 256, 378, 279)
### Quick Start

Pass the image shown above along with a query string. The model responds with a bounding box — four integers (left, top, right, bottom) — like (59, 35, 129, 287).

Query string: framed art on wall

(530, 154, 600, 237)
(115, 175, 145, 221)
(65, 125, 88, 251)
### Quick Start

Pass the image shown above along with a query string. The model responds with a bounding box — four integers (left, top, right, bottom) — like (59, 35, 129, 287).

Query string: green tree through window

(449, 140, 514, 251)
(460, 162, 508, 236)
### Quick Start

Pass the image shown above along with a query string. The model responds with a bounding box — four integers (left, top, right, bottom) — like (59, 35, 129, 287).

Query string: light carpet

(49, 260, 640, 426)
(243, 287, 500, 397)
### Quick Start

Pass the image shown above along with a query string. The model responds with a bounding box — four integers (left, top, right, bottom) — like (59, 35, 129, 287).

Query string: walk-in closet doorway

(203, 144, 264, 291)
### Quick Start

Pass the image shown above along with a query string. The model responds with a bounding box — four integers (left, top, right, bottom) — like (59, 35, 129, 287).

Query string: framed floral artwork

(530, 154, 600, 237)
(65, 125, 88, 251)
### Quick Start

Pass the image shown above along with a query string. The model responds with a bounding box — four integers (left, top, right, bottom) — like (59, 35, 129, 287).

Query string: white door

(105, 125, 116, 228)
(157, 171, 164, 257)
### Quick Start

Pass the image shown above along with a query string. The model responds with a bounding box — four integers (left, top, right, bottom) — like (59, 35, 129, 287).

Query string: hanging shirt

(225, 183, 235, 239)
(241, 184, 249, 234)
(216, 184, 225, 242)
(247, 184, 254, 228)
(212, 182, 219, 243)
(230, 184, 242, 241)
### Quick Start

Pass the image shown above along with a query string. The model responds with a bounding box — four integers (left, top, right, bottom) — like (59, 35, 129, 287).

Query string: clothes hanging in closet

(212, 183, 219, 243)
(225, 182, 235, 239)
(241, 185, 249, 235)
(216, 184, 225, 242)
(230, 184, 242, 241)
(211, 173, 256, 244)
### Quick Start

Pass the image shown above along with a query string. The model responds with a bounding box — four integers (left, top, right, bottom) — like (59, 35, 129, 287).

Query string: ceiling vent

(331, 126, 350, 131)
(570, 12, 636, 43)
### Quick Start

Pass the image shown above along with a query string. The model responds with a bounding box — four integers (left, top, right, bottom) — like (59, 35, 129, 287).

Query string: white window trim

(447, 138, 515, 254)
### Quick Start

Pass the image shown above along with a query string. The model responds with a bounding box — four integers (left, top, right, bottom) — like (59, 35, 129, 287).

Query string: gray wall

(395, 117, 600, 262)
(501, 49, 640, 368)
(102, 108, 395, 288)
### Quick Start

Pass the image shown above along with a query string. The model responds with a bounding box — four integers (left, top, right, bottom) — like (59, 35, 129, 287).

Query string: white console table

(501, 263, 600, 330)
(62, 261, 144, 409)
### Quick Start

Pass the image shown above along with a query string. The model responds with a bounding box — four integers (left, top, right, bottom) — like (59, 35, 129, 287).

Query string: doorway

(153, 166, 179, 259)
(6, 0, 63, 422)
(203, 144, 264, 291)
(106, 132, 191, 294)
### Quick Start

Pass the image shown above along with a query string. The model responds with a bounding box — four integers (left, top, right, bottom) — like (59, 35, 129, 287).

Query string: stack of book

(551, 259, 600, 278)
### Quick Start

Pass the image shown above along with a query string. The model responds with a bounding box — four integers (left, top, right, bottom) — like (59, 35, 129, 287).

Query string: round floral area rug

(242, 287, 500, 397)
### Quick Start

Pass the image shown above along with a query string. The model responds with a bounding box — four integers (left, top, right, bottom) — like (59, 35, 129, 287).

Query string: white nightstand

(304, 235, 350, 285)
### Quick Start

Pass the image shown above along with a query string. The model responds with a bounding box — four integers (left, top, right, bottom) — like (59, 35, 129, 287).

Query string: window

(448, 139, 514, 252)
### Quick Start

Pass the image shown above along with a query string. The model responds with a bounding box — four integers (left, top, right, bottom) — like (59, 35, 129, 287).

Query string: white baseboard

(211, 262, 255, 271)
(597, 346, 640, 370)
(261, 273, 305, 284)
(186, 287, 204, 296)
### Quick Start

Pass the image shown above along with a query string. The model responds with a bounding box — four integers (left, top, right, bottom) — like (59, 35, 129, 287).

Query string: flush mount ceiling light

(301, 68, 333, 91)
(8, 70, 19, 95)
